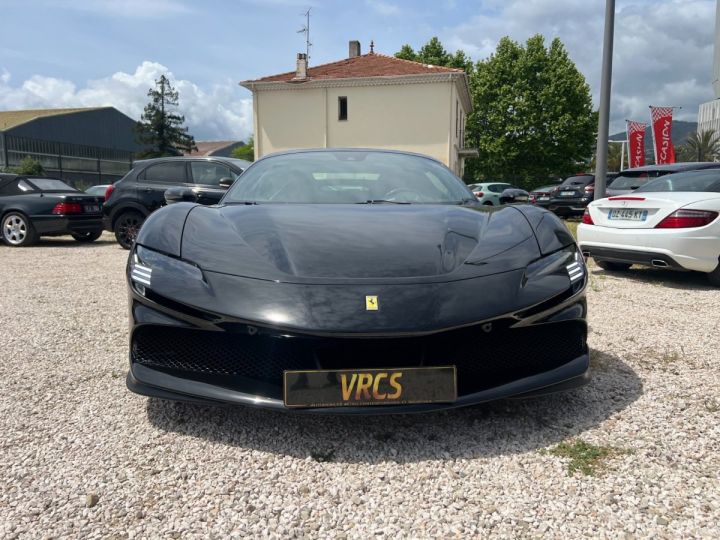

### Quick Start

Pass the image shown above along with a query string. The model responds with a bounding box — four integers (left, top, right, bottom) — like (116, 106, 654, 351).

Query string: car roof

(619, 162, 720, 173)
(133, 156, 252, 168)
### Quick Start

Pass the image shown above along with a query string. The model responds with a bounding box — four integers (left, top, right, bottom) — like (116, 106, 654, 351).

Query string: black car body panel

(126, 149, 589, 413)
(0, 174, 103, 244)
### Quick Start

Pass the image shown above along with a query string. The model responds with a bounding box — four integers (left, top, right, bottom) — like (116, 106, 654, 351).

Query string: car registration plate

(84, 205, 100, 213)
(283, 366, 456, 408)
(608, 208, 647, 221)
(560, 191, 576, 197)
(537, 196, 550, 201)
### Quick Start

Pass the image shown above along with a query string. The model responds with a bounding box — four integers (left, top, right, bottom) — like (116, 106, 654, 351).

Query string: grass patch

(564, 219, 579, 239)
(546, 439, 625, 476)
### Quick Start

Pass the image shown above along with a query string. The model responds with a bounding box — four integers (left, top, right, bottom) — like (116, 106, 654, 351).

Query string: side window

(17, 180, 35, 192)
(142, 162, 187, 183)
(190, 162, 232, 186)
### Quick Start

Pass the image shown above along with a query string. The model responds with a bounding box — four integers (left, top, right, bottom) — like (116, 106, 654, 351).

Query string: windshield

(609, 173, 650, 190)
(223, 151, 473, 204)
(27, 178, 77, 192)
(635, 170, 720, 193)
(560, 175, 593, 187)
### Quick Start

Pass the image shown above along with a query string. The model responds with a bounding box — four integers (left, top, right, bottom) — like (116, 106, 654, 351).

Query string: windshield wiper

(357, 199, 411, 204)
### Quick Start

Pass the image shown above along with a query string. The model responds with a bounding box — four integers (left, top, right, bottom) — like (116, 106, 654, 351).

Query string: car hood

(180, 204, 539, 283)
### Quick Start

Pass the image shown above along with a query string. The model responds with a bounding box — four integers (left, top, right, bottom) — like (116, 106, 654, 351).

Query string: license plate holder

(608, 208, 647, 221)
(283, 366, 457, 408)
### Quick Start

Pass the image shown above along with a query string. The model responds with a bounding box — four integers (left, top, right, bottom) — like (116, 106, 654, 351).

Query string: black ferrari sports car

(126, 149, 588, 413)
(1, 174, 104, 246)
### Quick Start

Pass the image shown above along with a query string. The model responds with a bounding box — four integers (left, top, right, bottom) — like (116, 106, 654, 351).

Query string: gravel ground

(1, 233, 718, 539)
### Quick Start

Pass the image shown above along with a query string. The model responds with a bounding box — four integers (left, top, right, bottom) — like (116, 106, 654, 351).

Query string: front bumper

(31, 215, 103, 235)
(126, 283, 589, 413)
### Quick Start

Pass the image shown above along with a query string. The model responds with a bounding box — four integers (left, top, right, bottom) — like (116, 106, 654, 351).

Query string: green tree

(678, 129, 720, 162)
(395, 37, 473, 72)
(135, 74, 197, 158)
(588, 141, 623, 172)
(395, 44, 417, 61)
(417, 37, 450, 66)
(465, 35, 595, 186)
(231, 137, 254, 161)
(13, 156, 45, 176)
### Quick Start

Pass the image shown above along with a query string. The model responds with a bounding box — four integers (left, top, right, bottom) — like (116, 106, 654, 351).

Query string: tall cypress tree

(135, 75, 197, 158)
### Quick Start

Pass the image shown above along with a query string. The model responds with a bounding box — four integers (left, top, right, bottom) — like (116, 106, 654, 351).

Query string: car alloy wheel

(2, 213, 33, 246)
(115, 212, 144, 250)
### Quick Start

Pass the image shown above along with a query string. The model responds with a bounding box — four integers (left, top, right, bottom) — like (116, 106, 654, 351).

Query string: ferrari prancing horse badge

(365, 295, 379, 311)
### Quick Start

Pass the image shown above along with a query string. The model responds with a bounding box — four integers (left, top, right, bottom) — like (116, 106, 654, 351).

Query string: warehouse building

(0, 107, 141, 187)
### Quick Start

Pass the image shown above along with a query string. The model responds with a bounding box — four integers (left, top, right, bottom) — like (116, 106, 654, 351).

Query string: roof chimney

(293, 53, 308, 81)
(349, 40, 361, 58)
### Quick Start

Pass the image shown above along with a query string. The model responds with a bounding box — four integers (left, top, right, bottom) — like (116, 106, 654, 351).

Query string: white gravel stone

(0, 234, 719, 538)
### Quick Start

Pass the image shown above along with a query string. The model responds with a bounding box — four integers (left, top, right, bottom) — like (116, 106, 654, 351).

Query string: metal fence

(0, 133, 134, 189)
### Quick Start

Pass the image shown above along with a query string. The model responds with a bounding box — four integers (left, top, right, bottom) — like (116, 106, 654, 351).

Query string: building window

(456, 100, 459, 138)
(338, 97, 348, 121)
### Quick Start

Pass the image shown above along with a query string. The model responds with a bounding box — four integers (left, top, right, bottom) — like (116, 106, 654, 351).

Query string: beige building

(240, 41, 477, 176)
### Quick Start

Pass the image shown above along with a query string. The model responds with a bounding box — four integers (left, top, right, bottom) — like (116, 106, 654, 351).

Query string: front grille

(132, 320, 586, 396)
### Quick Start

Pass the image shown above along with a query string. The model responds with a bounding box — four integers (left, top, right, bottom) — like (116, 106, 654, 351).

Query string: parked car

(546, 173, 619, 217)
(578, 168, 720, 285)
(103, 156, 251, 249)
(85, 184, 112, 197)
(467, 182, 516, 205)
(499, 187, 530, 204)
(126, 149, 589, 412)
(529, 184, 560, 207)
(605, 162, 720, 197)
(0, 174, 104, 246)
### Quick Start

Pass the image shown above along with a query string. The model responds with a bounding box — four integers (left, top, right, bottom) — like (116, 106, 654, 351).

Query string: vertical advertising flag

(650, 106, 676, 164)
(626, 121, 647, 168)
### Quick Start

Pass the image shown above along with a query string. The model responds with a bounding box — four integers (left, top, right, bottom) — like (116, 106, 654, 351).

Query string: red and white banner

(650, 106, 676, 164)
(626, 121, 647, 168)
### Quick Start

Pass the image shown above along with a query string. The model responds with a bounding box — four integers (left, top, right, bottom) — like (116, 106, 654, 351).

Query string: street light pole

(595, 0, 615, 199)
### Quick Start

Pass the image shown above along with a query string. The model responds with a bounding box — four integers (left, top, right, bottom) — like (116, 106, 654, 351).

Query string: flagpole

(649, 107, 658, 164)
(594, 0, 615, 199)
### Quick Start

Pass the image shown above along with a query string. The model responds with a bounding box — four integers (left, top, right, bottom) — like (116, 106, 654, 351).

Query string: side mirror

(219, 177, 235, 189)
(164, 187, 197, 205)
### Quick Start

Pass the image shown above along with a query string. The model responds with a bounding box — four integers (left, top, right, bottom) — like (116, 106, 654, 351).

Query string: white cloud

(365, 0, 400, 16)
(0, 61, 253, 140)
(442, 0, 715, 132)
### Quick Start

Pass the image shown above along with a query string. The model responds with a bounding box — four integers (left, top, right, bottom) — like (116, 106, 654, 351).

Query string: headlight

(129, 245, 204, 295)
(524, 244, 585, 285)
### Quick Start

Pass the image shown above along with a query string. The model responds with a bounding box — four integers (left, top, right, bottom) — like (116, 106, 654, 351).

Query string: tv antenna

(297, 8, 312, 64)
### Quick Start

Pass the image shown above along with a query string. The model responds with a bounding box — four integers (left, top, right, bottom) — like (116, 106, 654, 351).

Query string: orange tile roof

(244, 53, 463, 84)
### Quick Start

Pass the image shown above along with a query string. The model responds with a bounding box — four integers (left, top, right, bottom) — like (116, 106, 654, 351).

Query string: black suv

(546, 173, 619, 217)
(103, 156, 250, 248)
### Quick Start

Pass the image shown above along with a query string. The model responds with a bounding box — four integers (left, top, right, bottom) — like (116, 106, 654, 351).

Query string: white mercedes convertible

(578, 169, 720, 286)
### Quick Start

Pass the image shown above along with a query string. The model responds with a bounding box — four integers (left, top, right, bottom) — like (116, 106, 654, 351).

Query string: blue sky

(0, 0, 715, 139)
